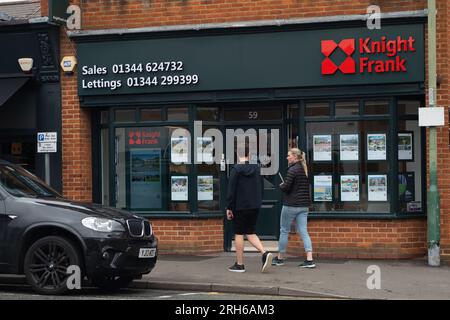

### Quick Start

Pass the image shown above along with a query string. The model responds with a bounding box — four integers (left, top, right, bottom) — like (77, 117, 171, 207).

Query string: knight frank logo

(321, 36, 416, 75)
(321, 39, 356, 74)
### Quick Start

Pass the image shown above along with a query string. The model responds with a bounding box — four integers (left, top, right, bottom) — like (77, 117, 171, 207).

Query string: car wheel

(92, 276, 134, 291)
(24, 236, 81, 295)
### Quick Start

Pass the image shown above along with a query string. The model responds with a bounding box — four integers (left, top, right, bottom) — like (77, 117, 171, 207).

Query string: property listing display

(367, 134, 386, 160)
(313, 175, 333, 202)
(340, 175, 360, 202)
(398, 132, 414, 161)
(339, 134, 359, 161)
(171, 137, 189, 163)
(313, 135, 332, 161)
(171, 176, 188, 201)
(197, 176, 214, 201)
(368, 175, 388, 201)
(309, 129, 393, 206)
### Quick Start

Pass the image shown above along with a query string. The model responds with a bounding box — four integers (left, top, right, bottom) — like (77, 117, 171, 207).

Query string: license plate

(138, 248, 156, 258)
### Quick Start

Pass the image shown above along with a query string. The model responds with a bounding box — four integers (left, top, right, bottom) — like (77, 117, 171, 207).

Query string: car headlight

(81, 217, 125, 232)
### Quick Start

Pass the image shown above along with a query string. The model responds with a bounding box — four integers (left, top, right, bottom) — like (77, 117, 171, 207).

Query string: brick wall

(43, 0, 450, 258)
(52, 0, 427, 29)
(288, 219, 427, 259)
(60, 28, 93, 202)
(151, 218, 224, 254)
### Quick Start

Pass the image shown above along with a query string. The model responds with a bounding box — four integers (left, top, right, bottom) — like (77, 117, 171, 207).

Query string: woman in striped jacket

(272, 148, 316, 268)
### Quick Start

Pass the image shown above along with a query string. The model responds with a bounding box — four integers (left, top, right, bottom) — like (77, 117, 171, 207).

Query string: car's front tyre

(24, 236, 82, 295)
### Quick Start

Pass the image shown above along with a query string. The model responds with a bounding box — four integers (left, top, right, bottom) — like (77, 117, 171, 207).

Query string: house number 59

(248, 111, 258, 119)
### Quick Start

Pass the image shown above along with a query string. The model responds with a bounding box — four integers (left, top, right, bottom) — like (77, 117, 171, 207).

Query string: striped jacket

(279, 162, 311, 207)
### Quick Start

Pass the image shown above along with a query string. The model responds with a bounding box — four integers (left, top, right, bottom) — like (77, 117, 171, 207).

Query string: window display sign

(313, 175, 333, 202)
(367, 134, 386, 160)
(368, 174, 387, 201)
(340, 175, 360, 201)
(340, 134, 359, 161)
(130, 148, 162, 209)
(313, 135, 332, 161)
(171, 176, 188, 201)
(196, 137, 213, 163)
(171, 137, 189, 163)
(398, 132, 413, 160)
(398, 172, 415, 202)
(197, 176, 214, 201)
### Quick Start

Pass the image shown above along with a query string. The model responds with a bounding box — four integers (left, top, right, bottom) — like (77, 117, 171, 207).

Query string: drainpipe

(427, 0, 440, 267)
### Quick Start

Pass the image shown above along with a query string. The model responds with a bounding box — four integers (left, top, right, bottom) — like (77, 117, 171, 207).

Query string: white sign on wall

(37, 132, 57, 153)
(418, 107, 445, 127)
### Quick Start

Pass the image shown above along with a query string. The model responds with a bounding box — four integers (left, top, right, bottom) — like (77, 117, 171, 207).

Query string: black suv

(0, 160, 158, 295)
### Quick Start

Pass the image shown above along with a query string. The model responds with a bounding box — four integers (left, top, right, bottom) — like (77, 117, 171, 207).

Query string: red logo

(128, 130, 160, 146)
(321, 39, 356, 75)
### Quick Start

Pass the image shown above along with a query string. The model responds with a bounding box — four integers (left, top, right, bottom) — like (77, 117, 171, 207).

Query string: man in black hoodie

(226, 145, 273, 273)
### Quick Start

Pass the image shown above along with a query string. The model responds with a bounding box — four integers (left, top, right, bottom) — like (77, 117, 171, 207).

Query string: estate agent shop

(66, 15, 429, 259)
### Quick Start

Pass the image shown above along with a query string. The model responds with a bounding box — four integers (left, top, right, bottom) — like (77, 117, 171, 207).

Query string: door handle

(8, 215, 18, 220)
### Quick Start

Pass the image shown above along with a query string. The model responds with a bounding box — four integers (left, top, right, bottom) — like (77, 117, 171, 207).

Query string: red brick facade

(41, 0, 450, 261)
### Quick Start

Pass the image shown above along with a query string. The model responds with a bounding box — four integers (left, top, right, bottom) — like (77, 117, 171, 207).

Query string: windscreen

(0, 164, 61, 198)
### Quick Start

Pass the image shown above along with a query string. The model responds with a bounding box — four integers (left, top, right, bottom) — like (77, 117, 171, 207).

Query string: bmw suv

(0, 160, 158, 295)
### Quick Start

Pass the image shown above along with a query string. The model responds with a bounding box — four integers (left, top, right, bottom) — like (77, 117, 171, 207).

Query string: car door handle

(8, 215, 18, 220)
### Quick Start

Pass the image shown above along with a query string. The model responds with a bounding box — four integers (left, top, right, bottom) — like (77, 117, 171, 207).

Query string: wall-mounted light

(60, 56, 77, 74)
(18, 58, 33, 73)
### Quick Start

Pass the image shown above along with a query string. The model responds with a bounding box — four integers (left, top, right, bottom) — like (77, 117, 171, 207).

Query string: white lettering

(366, 265, 381, 289)
(367, 5, 381, 30)
(66, 5, 81, 30)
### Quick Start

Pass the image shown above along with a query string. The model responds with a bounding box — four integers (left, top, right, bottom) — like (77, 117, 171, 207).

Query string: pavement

(2, 253, 450, 299)
(133, 253, 450, 300)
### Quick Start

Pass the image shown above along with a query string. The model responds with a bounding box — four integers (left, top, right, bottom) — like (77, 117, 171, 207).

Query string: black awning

(0, 77, 29, 107)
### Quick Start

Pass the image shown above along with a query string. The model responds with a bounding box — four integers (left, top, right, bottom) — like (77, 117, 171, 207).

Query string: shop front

(0, 20, 62, 191)
(72, 17, 427, 257)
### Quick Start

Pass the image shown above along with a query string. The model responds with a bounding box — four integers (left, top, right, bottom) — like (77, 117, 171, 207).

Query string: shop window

(305, 102, 330, 117)
(335, 101, 359, 117)
(364, 100, 389, 115)
(167, 107, 189, 121)
(397, 100, 420, 116)
(197, 126, 220, 212)
(140, 108, 162, 121)
(307, 120, 390, 213)
(196, 107, 220, 121)
(287, 104, 299, 119)
(114, 126, 190, 212)
(397, 120, 422, 213)
(287, 123, 298, 149)
(101, 111, 109, 124)
(115, 109, 136, 122)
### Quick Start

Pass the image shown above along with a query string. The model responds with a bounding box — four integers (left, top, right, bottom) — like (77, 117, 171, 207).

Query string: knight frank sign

(321, 36, 417, 75)
(76, 23, 424, 96)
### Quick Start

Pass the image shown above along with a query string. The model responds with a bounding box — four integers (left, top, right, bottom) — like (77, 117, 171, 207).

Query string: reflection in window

(197, 107, 220, 121)
(335, 101, 359, 116)
(397, 100, 420, 115)
(167, 107, 189, 121)
(305, 102, 330, 117)
(141, 108, 162, 121)
(364, 101, 389, 115)
(115, 109, 136, 122)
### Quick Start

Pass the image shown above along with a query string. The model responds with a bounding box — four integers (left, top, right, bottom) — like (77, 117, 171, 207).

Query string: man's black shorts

(233, 209, 259, 235)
